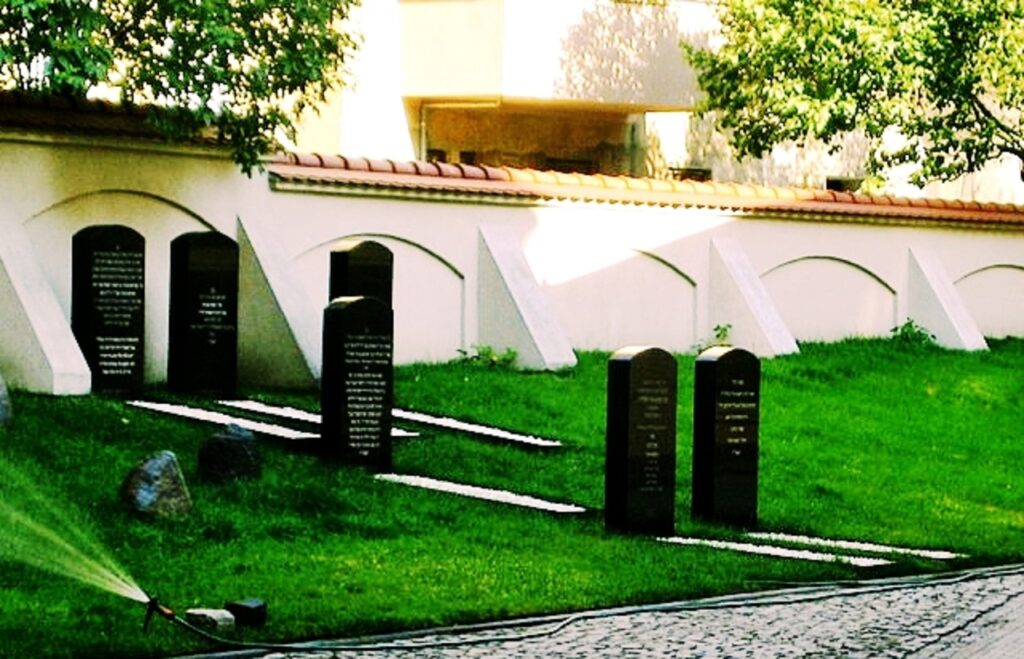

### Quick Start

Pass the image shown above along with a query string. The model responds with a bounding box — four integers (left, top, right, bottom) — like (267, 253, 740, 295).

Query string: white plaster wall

(763, 258, 897, 341)
(259, 191, 537, 364)
(955, 266, 1024, 339)
(0, 136, 270, 385)
(294, 234, 465, 364)
(5, 132, 1024, 394)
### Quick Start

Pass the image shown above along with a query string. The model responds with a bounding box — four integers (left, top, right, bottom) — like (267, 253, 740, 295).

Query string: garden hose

(153, 562, 1024, 654)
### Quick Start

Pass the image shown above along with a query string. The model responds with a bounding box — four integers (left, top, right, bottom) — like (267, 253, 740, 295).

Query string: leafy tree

(685, 1, 1024, 184)
(0, 0, 361, 173)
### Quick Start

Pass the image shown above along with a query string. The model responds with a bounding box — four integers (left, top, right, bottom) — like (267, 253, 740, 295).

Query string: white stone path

(219, 400, 560, 447)
(128, 399, 963, 569)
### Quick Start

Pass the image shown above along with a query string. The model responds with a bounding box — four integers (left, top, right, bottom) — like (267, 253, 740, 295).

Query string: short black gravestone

(692, 346, 760, 528)
(320, 296, 393, 469)
(167, 232, 239, 396)
(329, 240, 393, 307)
(605, 347, 678, 535)
(71, 225, 146, 395)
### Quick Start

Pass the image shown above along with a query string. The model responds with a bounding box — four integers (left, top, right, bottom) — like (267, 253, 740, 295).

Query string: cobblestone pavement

(190, 565, 1024, 659)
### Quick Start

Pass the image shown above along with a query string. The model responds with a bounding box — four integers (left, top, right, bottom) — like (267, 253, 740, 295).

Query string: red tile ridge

(481, 165, 511, 182)
(388, 159, 416, 175)
(343, 156, 371, 172)
(435, 162, 463, 178)
(271, 152, 1024, 223)
(412, 160, 441, 176)
(292, 153, 322, 167)
(456, 163, 488, 180)
(367, 158, 395, 173)
(317, 154, 345, 169)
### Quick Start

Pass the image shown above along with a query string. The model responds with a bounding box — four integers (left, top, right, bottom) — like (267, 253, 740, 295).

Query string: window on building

(668, 166, 712, 182)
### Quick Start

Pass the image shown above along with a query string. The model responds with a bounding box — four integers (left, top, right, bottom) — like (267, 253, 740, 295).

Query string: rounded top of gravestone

(332, 239, 392, 259)
(697, 345, 758, 363)
(326, 295, 391, 311)
(610, 346, 674, 362)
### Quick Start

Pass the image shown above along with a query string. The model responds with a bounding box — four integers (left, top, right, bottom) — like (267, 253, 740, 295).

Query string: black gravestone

(329, 240, 393, 307)
(0, 369, 12, 428)
(320, 296, 393, 470)
(167, 232, 239, 395)
(71, 225, 146, 395)
(605, 347, 678, 535)
(692, 346, 760, 528)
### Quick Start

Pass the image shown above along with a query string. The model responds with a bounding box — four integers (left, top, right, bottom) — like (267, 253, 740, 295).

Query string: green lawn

(1, 338, 1023, 657)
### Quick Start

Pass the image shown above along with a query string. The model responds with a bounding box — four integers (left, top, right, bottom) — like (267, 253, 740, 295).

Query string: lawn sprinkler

(142, 595, 176, 632)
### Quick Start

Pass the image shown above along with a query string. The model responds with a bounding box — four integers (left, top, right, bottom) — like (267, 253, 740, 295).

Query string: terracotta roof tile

(412, 160, 441, 176)
(367, 158, 395, 173)
(456, 163, 488, 180)
(344, 157, 370, 172)
(318, 154, 346, 169)
(390, 159, 417, 175)
(267, 152, 1024, 228)
(481, 165, 511, 182)
(434, 162, 461, 178)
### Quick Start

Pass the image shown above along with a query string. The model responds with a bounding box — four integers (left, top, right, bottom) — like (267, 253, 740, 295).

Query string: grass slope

(1, 339, 1022, 657)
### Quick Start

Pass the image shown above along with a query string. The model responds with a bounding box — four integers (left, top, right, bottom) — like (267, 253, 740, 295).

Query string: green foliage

(890, 318, 937, 347)
(713, 323, 732, 345)
(457, 345, 519, 370)
(685, 1, 1024, 183)
(0, 0, 361, 173)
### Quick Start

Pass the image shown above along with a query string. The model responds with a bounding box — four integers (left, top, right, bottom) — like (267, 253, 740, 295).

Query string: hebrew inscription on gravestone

(167, 232, 239, 396)
(692, 346, 760, 528)
(605, 346, 678, 535)
(71, 225, 146, 394)
(320, 296, 393, 470)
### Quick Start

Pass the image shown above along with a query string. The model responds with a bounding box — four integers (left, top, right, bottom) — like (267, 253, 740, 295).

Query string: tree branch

(970, 94, 1024, 156)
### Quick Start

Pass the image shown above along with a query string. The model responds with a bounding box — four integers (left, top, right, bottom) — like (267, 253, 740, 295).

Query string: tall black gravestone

(320, 296, 393, 470)
(329, 240, 393, 307)
(167, 232, 239, 395)
(692, 346, 760, 528)
(605, 347, 678, 535)
(71, 225, 146, 394)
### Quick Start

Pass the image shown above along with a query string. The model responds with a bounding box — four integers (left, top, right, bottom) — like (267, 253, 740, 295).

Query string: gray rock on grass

(120, 450, 193, 518)
(184, 608, 235, 630)
(198, 424, 261, 483)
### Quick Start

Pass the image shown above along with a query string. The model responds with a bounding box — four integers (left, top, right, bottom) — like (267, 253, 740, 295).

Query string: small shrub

(890, 318, 936, 347)
(457, 345, 518, 369)
(693, 323, 732, 353)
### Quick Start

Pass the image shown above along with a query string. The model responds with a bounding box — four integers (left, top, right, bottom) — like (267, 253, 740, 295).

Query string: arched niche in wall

(955, 264, 1024, 339)
(546, 249, 698, 353)
(295, 233, 465, 364)
(24, 189, 219, 382)
(762, 256, 896, 342)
